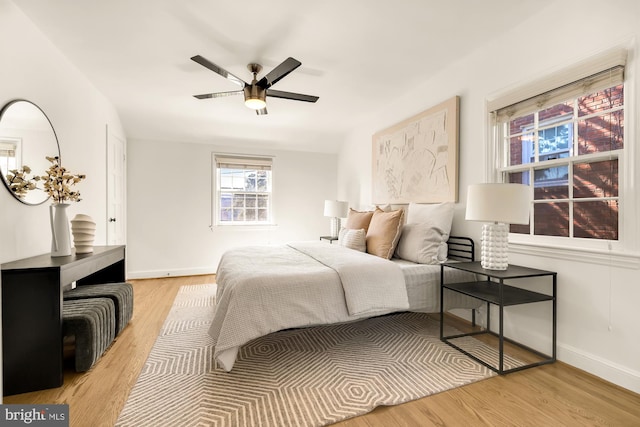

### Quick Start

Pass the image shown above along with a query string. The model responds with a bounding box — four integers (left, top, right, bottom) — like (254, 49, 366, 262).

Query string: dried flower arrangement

(5, 165, 41, 198)
(4, 156, 86, 203)
(41, 156, 86, 204)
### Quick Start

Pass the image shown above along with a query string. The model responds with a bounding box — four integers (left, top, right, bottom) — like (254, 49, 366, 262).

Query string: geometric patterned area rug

(116, 284, 519, 427)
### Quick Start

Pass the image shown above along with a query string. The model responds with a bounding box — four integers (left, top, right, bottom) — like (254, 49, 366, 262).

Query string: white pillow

(395, 222, 448, 264)
(338, 228, 366, 252)
(395, 202, 454, 264)
(406, 202, 455, 235)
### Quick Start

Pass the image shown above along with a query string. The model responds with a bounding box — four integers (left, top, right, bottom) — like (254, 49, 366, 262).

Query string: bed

(209, 228, 481, 372)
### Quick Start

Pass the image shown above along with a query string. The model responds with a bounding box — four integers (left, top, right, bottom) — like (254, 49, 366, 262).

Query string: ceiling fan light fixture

(244, 86, 266, 110)
(244, 98, 266, 110)
(192, 55, 318, 113)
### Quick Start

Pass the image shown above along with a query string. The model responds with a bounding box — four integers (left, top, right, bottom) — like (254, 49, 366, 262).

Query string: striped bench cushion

(63, 298, 115, 372)
(64, 282, 133, 335)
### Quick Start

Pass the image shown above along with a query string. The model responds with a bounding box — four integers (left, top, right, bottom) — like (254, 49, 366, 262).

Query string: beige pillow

(366, 208, 405, 259)
(345, 208, 374, 232)
(338, 228, 366, 252)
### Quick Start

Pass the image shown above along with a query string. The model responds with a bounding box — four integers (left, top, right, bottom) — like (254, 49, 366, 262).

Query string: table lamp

(465, 183, 530, 270)
(324, 200, 349, 238)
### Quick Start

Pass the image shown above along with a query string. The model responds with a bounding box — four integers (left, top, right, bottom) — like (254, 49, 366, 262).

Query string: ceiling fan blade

(266, 89, 319, 103)
(256, 107, 268, 115)
(193, 90, 243, 99)
(257, 57, 302, 89)
(191, 55, 247, 88)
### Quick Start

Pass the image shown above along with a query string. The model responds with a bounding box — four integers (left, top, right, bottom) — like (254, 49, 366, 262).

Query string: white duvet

(209, 241, 409, 371)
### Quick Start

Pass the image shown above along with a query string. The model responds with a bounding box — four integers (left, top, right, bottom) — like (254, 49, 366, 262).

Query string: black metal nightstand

(319, 236, 339, 244)
(440, 261, 556, 374)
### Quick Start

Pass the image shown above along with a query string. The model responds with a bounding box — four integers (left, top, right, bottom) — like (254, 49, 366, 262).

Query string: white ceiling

(15, 0, 542, 153)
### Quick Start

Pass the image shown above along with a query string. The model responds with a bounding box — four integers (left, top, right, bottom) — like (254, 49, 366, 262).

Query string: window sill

(510, 241, 640, 269)
(210, 223, 278, 230)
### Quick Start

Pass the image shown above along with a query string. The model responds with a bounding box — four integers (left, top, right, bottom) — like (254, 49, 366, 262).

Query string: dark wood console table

(1, 245, 125, 396)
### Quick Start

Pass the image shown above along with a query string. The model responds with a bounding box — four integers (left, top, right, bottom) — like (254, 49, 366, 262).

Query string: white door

(106, 125, 126, 245)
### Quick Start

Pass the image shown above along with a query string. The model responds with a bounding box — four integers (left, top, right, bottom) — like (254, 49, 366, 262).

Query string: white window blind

(214, 155, 272, 170)
(493, 66, 624, 122)
(0, 140, 17, 157)
(488, 47, 627, 115)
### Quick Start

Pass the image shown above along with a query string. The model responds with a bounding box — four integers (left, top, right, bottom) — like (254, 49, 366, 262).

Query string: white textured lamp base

(481, 222, 509, 270)
(330, 217, 341, 239)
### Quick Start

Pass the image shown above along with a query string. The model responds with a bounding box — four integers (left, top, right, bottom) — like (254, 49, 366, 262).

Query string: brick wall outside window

(503, 84, 623, 240)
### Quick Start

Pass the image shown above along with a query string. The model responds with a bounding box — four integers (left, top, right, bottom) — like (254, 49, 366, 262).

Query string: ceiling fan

(191, 55, 319, 115)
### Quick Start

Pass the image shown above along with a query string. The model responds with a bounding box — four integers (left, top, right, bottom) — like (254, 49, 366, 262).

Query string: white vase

(71, 214, 96, 254)
(50, 203, 72, 257)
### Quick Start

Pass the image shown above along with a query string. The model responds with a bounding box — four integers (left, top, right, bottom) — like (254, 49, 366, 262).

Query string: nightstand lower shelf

(445, 280, 554, 306)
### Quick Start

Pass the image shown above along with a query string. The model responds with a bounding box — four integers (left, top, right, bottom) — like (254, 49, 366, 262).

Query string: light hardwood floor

(4, 275, 640, 426)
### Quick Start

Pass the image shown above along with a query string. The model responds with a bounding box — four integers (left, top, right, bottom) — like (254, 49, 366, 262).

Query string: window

(214, 154, 273, 225)
(0, 138, 21, 173)
(491, 63, 625, 242)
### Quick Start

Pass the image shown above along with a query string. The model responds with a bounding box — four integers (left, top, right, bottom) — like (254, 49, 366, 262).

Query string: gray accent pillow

(395, 202, 454, 264)
(395, 222, 448, 264)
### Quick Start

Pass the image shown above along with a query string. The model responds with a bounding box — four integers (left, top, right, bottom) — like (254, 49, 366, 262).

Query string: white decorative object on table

(465, 183, 531, 270)
(39, 156, 86, 257)
(50, 203, 72, 257)
(71, 214, 96, 254)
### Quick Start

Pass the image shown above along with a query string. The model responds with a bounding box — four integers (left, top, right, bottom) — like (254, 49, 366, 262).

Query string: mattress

(392, 258, 482, 313)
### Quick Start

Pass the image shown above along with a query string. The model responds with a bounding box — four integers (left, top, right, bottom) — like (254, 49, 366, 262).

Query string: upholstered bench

(62, 298, 116, 372)
(63, 282, 133, 335)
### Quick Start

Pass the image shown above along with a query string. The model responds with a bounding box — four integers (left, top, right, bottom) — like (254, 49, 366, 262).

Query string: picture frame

(372, 96, 459, 204)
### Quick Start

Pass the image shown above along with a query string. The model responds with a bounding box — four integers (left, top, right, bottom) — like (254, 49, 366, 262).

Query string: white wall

(127, 138, 338, 278)
(0, 1, 126, 263)
(337, 0, 640, 393)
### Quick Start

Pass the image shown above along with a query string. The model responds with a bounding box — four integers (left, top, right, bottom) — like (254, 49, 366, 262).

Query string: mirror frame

(0, 99, 61, 205)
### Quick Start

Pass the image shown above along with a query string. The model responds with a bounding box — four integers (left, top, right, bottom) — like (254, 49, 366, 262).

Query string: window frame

(498, 91, 623, 240)
(212, 153, 275, 227)
(483, 46, 639, 265)
(0, 137, 22, 173)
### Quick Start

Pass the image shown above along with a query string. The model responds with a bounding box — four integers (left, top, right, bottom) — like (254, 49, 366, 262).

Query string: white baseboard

(457, 310, 640, 394)
(558, 343, 640, 394)
(127, 267, 216, 280)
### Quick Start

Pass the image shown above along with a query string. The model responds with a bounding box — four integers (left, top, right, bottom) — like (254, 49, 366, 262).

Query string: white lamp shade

(465, 183, 530, 225)
(324, 200, 349, 218)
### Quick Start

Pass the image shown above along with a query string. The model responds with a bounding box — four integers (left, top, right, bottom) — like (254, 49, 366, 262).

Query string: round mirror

(0, 100, 61, 205)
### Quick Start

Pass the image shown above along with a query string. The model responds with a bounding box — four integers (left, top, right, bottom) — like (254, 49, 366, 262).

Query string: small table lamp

(465, 183, 530, 270)
(324, 200, 349, 238)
